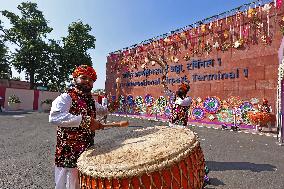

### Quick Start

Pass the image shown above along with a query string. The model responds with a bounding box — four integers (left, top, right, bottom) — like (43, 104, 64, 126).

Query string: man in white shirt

(164, 83, 192, 128)
(49, 65, 108, 189)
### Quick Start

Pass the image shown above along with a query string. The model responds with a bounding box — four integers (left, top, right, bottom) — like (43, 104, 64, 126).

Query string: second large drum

(78, 126, 205, 189)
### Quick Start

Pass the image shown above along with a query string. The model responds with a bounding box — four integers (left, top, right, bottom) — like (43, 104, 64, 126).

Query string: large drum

(77, 126, 205, 189)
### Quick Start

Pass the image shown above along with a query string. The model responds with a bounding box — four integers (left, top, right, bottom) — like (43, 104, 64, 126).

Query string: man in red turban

(72, 65, 97, 93)
(72, 65, 97, 82)
(163, 82, 192, 128)
(49, 64, 107, 189)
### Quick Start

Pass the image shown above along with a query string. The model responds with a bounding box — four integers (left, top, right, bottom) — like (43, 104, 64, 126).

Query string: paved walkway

(0, 111, 283, 189)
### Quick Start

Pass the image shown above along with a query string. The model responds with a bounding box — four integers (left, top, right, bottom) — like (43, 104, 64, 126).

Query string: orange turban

(72, 65, 97, 81)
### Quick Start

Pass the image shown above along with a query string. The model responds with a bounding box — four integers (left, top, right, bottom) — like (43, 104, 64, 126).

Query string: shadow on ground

(206, 161, 276, 172)
(0, 111, 33, 116)
(205, 177, 226, 188)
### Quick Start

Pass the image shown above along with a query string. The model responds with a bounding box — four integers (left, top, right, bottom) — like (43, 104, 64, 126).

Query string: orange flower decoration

(223, 30, 230, 39)
(201, 24, 206, 33)
(247, 8, 256, 18)
(72, 65, 97, 81)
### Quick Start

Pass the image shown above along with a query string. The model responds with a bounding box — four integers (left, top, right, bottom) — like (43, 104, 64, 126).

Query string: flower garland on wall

(144, 94, 154, 107)
(217, 109, 234, 123)
(279, 16, 284, 35)
(127, 95, 135, 106)
(118, 95, 125, 113)
(239, 101, 253, 111)
(239, 101, 254, 124)
(191, 107, 206, 120)
(107, 1, 282, 73)
(164, 106, 172, 118)
(135, 96, 146, 114)
(126, 95, 135, 113)
(203, 96, 221, 114)
(112, 93, 275, 128)
(150, 96, 167, 116)
(227, 96, 243, 108)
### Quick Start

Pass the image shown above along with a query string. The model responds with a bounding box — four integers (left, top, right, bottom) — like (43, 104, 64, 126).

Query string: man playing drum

(164, 82, 210, 185)
(164, 82, 192, 128)
(49, 65, 128, 189)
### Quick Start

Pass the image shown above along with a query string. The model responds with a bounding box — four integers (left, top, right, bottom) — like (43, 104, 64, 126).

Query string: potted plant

(8, 94, 21, 111)
(41, 99, 53, 112)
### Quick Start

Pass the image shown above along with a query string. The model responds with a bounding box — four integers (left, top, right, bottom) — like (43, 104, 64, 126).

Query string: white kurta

(49, 93, 108, 189)
(164, 89, 192, 128)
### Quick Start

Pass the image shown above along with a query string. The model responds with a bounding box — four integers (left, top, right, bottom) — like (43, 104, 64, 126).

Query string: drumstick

(102, 120, 129, 128)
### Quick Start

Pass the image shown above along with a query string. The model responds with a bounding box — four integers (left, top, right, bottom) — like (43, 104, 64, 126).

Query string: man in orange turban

(72, 65, 97, 81)
(49, 64, 107, 189)
(72, 64, 97, 93)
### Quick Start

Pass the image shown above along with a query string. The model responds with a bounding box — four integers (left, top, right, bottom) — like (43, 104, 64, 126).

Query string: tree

(0, 40, 11, 79)
(1, 2, 52, 89)
(62, 21, 96, 78)
(37, 21, 97, 92)
(37, 39, 67, 92)
(1, 3, 96, 91)
(0, 22, 11, 79)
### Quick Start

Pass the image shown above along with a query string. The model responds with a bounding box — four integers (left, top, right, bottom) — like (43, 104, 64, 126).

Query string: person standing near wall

(101, 92, 108, 123)
(163, 82, 192, 128)
(101, 92, 107, 107)
(97, 91, 103, 105)
(163, 81, 210, 185)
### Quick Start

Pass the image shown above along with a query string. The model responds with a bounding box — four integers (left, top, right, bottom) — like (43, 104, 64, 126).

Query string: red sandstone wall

(106, 4, 284, 113)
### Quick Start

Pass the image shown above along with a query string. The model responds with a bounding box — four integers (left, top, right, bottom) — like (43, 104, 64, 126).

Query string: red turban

(179, 83, 190, 93)
(72, 65, 97, 81)
(263, 98, 268, 104)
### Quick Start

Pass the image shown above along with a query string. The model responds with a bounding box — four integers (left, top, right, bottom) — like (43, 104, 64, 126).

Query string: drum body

(78, 126, 205, 189)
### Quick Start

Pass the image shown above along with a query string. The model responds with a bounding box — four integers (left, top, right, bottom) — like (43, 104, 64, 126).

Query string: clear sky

(1, 0, 256, 90)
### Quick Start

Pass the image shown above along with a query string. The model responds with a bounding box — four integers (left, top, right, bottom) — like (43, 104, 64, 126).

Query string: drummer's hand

(119, 120, 129, 127)
(89, 117, 104, 131)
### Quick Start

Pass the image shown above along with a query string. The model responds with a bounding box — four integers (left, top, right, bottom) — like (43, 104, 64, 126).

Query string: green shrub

(41, 99, 53, 105)
(8, 95, 21, 103)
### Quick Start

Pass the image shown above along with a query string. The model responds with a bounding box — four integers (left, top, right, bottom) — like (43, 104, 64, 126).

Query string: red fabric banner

(33, 90, 39, 110)
(0, 87, 6, 108)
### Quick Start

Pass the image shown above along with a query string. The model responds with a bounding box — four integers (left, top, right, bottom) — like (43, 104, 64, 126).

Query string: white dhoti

(55, 167, 80, 189)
